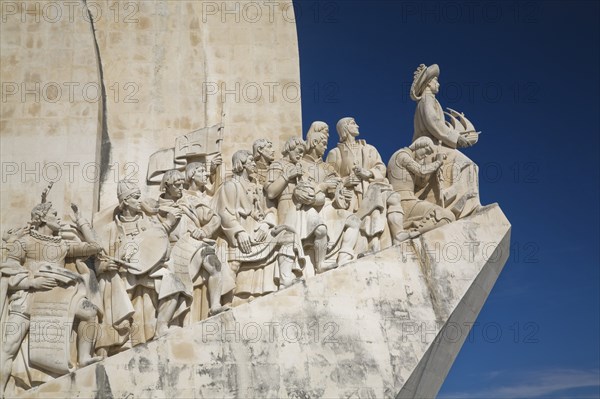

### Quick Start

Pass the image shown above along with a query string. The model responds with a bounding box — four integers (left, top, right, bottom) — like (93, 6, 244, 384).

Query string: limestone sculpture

(411, 63, 481, 218)
(214, 150, 303, 304)
(1, 190, 102, 394)
(94, 180, 189, 354)
(327, 117, 407, 249)
(159, 167, 231, 322)
(387, 137, 456, 233)
(0, 63, 502, 398)
(253, 139, 276, 186)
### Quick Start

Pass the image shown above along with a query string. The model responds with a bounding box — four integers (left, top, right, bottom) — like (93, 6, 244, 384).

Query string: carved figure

(411, 63, 481, 218)
(215, 150, 303, 303)
(1, 198, 102, 395)
(253, 138, 276, 186)
(276, 122, 360, 271)
(95, 180, 189, 354)
(159, 167, 231, 322)
(387, 137, 455, 234)
(265, 137, 316, 270)
(327, 117, 407, 247)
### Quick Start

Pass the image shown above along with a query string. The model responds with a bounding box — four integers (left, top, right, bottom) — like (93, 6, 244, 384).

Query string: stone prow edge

(398, 204, 511, 398)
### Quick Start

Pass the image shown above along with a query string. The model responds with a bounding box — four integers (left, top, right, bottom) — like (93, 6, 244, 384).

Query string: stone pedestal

(16, 204, 510, 398)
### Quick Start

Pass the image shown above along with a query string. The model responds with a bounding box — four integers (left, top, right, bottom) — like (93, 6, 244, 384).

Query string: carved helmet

(117, 179, 140, 203)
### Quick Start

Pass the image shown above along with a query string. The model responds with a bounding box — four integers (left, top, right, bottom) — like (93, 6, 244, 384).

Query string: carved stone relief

(1, 64, 487, 397)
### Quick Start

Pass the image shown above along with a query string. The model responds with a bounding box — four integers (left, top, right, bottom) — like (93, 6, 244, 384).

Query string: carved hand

(295, 189, 315, 205)
(457, 136, 472, 148)
(165, 209, 182, 226)
(313, 192, 326, 206)
(343, 175, 360, 188)
(342, 188, 354, 202)
(31, 276, 58, 290)
(191, 228, 206, 240)
(284, 164, 303, 181)
(105, 259, 120, 272)
(236, 231, 252, 254)
(71, 203, 82, 224)
(254, 223, 270, 242)
(354, 167, 373, 181)
(210, 154, 223, 171)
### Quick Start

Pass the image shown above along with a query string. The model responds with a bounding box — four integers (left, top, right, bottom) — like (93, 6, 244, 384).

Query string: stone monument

(1, 1, 510, 396)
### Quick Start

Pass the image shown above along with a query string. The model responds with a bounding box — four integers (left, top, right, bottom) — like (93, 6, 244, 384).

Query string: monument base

(15, 204, 510, 399)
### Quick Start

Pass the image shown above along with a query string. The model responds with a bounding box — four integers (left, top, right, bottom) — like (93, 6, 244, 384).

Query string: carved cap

(117, 180, 140, 202)
(410, 64, 440, 101)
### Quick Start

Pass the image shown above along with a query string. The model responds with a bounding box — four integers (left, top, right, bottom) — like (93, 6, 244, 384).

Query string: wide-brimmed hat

(410, 64, 440, 101)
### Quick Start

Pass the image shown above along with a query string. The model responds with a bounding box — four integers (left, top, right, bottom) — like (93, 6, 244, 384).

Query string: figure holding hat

(410, 63, 481, 218)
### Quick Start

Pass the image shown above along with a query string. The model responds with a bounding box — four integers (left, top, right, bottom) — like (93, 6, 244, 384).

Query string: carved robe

(413, 92, 480, 218)
(215, 175, 284, 298)
(388, 148, 455, 231)
(159, 190, 234, 323)
(0, 229, 101, 389)
(299, 154, 356, 253)
(96, 211, 188, 352)
(326, 140, 394, 242)
(255, 159, 270, 186)
(326, 140, 387, 209)
(267, 158, 325, 241)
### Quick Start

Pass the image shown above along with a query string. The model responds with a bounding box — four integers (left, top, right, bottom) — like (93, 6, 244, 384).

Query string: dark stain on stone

(94, 364, 114, 399)
(288, 388, 311, 399)
(83, 0, 111, 211)
(156, 356, 184, 391)
(138, 356, 151, 373)
(410, 238, 445, 323)
(329, 359, 368, 385)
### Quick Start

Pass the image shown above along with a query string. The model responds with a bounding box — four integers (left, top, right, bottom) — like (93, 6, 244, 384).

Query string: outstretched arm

(68, 204, 102, 256)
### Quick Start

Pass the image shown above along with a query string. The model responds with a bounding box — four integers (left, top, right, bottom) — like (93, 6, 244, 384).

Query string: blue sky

(295, 1, 600, 397)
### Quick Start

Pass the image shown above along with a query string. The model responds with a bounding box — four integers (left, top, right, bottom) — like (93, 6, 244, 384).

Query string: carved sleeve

(216, 180, 245, 243)
(365, 144, 387, 180)
(397, 152, 441, 177)
(264, 161, 287, 200)
(202, 211, 221, 238)
(419, 96, 459, 148)
(67, 240, 103, 258)
(158, 212, 180, 234)
(325, 148, 340, 172)
(1, 239, 31, 291)
(76, 219, 103, 251)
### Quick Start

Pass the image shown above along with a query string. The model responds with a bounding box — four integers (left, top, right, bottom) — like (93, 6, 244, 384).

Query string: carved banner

(147, 124, 224, 184)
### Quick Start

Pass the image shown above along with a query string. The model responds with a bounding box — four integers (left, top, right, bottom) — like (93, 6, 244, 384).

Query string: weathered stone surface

(0, 0, 101, 228)
(17, 204, 510, 398)
(0, 0, 301, 223)
(93, 0, 302, 209)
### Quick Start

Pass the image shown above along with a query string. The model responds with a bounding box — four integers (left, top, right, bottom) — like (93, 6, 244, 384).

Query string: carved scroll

(28, 266, 85, 375)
